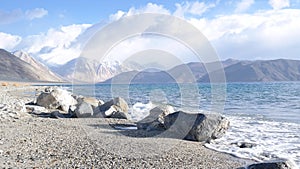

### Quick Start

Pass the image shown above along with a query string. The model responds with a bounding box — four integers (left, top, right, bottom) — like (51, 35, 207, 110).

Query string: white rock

(104, 106, 117, 117)
(25, 105, 49, 113)
(98, 99, 104, 106)
(36, 88, 77, 111)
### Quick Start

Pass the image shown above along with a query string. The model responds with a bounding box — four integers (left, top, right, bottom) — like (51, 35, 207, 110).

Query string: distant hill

(102, 70, 177, 84)
(101, 59, 300, 84)
(101, 59, 240, 84)
(0, 49, 62, 82)
(199, 59, 300, 82)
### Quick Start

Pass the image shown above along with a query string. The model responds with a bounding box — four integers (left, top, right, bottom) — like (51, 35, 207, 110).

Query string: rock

(25, 105, 49, 114)
(110, 110, 129, 119)
(247, 159, 297, 169)
(104, 106, 117, 117)
(98, 99, 104, 105)
(36, 88, 77, 111)
(76, 96, 101, 107)
(137, 105, 174, 131)
(163, 111, 230, 142)
(44, 86, 54, 92)
(74, 101, 94, 118)
(100, 97, 128, 113)
(99, 97, 129, 119)
(239, 142, 256, 148)
(13, 101, 26, 113)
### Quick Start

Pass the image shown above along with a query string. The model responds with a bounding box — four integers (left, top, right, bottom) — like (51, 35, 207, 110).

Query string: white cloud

(15, 24, 92, 64)
(174, 1, 215, 18)
(235, 0, 255, 13)
(269, 0, 290, 10)
(189, 9, 300, 60)
(109, 3, 170, 21)
(25, 8, 48, 20)
(0, 32, 22, 50)
(109, 10, 125, 21)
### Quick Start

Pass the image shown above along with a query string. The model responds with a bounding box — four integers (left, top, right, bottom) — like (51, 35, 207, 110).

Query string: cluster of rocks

(32, 87, 129, 120)
(0, 90, 29, 122)
(29, 87, 230, 143)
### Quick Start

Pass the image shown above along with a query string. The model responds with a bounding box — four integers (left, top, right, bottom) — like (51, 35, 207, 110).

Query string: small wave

(129, 102, 155, 121)
(205, 116, 300, 167)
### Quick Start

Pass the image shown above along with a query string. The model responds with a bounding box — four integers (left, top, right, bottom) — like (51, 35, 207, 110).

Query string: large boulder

(247, 159, 297, 169)
(74, 101, 94, 118)
(137, 105, 174, 131)
(163, 111, 230, 142)
(36, 88, 77, 111)
(99, 97, 129, 119)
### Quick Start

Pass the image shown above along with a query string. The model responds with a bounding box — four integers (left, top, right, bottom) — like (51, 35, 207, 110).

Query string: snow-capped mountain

(12, 50, 63, 82)
(52, 57, 136, 83)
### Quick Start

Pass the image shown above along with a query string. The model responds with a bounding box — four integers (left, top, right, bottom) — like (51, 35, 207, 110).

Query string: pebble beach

(0, 84, 252, 168)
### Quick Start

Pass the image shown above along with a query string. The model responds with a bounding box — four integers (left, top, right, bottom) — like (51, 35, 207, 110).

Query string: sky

(0, 0, 300, 65)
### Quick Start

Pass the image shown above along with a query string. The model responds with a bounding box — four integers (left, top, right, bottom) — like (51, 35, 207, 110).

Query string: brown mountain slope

(199, 59, 300, 82)
(0, 49, 62, 82)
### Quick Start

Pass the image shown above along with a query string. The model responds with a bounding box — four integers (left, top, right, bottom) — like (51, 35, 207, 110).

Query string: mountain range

(0, 48, 299, 83)
(102, 59, 300, 83)
(0, 49, 62, 82)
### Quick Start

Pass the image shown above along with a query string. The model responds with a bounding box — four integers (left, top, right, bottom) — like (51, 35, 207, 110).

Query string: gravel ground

(0, 85, 253, 168)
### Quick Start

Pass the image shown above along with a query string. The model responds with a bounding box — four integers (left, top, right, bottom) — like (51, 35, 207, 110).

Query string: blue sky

(0, 0, 287, 36)
(1, 0, 300, 64)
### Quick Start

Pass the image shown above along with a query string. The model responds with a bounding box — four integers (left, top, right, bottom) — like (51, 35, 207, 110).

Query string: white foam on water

(129, 102, 154, 121)
(205, 116, 300, 167)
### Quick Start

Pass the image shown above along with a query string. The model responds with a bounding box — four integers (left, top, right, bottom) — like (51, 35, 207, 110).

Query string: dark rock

(247, 159, 296, 169)
(110, 111, 128, 119)
(163, 111, 229, 142)
(239, 142, 256, 148)
(137, 105, 174, 131)
(99, 97, 129, 119)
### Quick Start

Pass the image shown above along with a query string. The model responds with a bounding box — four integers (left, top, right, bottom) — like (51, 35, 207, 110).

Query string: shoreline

(0, 84, 254, 168)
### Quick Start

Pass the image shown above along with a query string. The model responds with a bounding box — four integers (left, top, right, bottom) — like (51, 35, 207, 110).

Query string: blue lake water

(65, 82, 300, 166)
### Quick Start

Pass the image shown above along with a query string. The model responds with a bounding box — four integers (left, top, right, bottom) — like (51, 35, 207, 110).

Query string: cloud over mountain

(1, 1, 300, 66)
(15, 24, 91, 65)
(0, 32, 22, 50)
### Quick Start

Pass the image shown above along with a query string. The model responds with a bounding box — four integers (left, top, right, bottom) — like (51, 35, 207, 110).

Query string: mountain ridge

(0, 49, 62, 82)
(101, 59, 300, 84)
